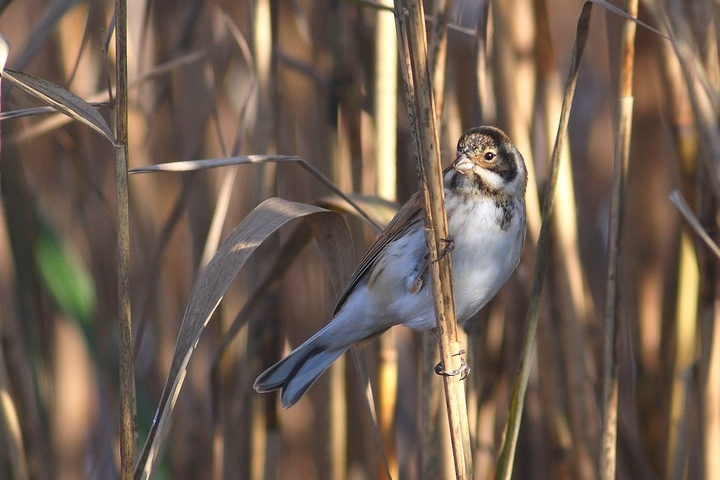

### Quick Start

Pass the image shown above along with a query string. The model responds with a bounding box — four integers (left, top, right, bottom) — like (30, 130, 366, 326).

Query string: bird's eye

(484, 151, 496, 161)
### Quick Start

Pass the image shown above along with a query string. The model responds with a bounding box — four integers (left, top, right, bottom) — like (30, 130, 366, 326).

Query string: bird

(254, 126, 527, 408)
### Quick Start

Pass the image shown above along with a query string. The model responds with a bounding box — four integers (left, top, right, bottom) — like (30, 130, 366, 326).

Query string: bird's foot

(435, 236, 455, 262)
(434, 349, 470, 380)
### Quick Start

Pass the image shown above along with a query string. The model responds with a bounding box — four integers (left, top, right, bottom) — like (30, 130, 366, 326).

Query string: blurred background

(0, 0, 715, 478)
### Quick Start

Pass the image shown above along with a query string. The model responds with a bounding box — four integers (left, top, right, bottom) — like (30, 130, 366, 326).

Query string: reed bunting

(255, 126, 527, 408)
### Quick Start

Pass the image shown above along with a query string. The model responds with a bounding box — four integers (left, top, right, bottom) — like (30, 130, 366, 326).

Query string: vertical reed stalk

(0, 39, 22, 480)
(376, 0, 398, 202)
(248, 1, 276, 477)
(376, 2, 399, 476)
(428, 0, 452, 121)
(665, 233, 698, 478)
(534, 3, 598, 477)
(114, 0, 136, 476)
(495, 4, 593, 479)
(394, 0, 472, 476)
(600, 0, 637, 478)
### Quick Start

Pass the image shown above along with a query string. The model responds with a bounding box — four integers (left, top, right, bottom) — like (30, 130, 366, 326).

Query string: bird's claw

(434, 349, 470, 380)
(435, 236, 455, 262)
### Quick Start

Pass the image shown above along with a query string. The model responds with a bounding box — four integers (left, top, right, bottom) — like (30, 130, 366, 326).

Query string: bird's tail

(253, 333, 348, 409)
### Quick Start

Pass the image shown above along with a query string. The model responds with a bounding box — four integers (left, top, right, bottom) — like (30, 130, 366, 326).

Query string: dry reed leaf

(0, 68, 116, 144)
(0, 103, 108, 121)
(590, 0, 667, 39)
(134, 197, 353, 480)
(670, 190, 720, 261)
(316, 193, 398, 230)
(213, 193, 393, 366)
(5, 51, 203, 144)
(130, 156, 382, 230)
(211, 221, 314, 369)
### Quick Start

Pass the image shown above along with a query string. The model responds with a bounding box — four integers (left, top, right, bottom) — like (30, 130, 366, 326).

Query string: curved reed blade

(133, 198, 353, 480)
(0, 68, 116, 145)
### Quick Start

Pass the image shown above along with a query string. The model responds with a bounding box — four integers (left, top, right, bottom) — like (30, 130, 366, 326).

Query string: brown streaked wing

(333, 193, 424, 314)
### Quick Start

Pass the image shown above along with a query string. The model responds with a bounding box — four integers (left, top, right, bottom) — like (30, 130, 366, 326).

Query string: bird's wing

(333, 192, 424, 314)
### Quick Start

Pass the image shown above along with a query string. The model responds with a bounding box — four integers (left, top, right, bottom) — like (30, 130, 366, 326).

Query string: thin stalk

(115, 0, 137, 480)
(533, 2, 598, 476)
(494, 4, 593, 479)
(114, 0, 135, 477)
(248, 0, 277, 477)
(394, 0, 472, 477)
(422, 0, 451, 473)
(375, 0, 398, 202)
(666, 233, 699, 479)
(0, 40, 23, 480)
(428, 0, 453, 121)
(600, 0, 637, 477)
(375, 0, 399, 476)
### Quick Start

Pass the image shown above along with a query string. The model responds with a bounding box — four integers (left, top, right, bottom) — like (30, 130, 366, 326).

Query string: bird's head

(452, 126, 527, 198)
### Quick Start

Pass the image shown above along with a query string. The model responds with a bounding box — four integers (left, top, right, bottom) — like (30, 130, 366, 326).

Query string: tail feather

(254, 337, 347, 408)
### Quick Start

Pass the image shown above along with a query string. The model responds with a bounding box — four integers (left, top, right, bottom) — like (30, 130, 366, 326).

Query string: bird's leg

(434, 349, 470, 380)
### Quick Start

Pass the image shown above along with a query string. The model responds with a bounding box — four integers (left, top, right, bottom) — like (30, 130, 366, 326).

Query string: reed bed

(0, 0, 717, 479)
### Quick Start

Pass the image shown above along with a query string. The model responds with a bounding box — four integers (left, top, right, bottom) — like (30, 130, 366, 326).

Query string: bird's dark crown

(456, 126, 521, 185)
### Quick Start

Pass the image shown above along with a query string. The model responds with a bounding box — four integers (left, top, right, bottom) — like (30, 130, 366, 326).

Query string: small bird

(254, 126, 527, 408)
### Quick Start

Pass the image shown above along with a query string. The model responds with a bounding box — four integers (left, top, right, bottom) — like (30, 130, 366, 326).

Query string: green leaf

(34, 229, 96, 327)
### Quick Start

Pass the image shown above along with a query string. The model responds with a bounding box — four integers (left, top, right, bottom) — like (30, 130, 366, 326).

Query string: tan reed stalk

(494, 4, 593, 479)
(394, 0, 472, 476)
(532, 1, 598, 478)
(375, 0, 400, 473)
(643, 1, 714, 478)
(247, 1, 277, 477)
(427, 0, 454, 476)
(689, 6, 720, 478)
(0, 38, 28, 480)
(427, 0, 452, 121)
(600, 0, 638, 478)
(671, 188, 720, 480)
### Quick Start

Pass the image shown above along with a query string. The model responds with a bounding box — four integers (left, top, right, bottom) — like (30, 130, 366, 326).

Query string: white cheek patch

(474, 165, 506, 189)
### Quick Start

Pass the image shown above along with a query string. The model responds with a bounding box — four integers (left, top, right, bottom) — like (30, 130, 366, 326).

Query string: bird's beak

(453, 154, 473, 174)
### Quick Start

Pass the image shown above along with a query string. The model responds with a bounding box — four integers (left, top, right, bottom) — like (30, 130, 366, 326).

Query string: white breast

(445, 194, 526, 323)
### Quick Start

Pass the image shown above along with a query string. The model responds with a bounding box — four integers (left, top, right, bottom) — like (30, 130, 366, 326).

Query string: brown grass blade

(210, 192, 380, 369)
(670, 190, 720, 262)
(315, 194, 398, 228)
(0, 68, 116, 144)
(3, 51, 203, 144)
(590, 0, 667, 39)
(133, 197, 352, 480)
(130, 155, 383, 232)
